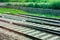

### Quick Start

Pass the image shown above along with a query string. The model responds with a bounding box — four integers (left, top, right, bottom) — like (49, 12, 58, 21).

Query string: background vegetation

(0, 0, 60, 9)
(0, 0, 48, 2)
(0, 0, 60, 18)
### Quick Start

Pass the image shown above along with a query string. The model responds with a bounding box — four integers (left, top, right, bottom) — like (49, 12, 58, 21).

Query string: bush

(51, 2, 60, 9)
(34, 3, 49, 8)
(6, 0, 60, 9)
(6, 3, 12, 6)
(48, 0, 60, 9)
(26, 3, 35, 7)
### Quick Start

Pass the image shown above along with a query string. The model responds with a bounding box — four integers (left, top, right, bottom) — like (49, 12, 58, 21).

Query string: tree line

(0, 0, 48, 2)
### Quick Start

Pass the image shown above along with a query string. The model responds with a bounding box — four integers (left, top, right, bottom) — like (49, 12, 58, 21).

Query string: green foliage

(0, 0, 60, 9)
(0, 0, 9, 2)
(52, 2, 60, 9)
(0, 0, 48, 2)
(34, 3, 47, 8)
(48, 0, 60, 9)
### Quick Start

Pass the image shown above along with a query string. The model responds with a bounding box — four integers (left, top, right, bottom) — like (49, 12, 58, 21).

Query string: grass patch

(0, 8, 60, 18)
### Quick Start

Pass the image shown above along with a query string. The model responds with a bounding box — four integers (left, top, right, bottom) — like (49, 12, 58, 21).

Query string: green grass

(0, 8, 60, 18)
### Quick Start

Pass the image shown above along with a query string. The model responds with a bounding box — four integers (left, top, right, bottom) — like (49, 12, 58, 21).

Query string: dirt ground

(0, 28, 32, 40)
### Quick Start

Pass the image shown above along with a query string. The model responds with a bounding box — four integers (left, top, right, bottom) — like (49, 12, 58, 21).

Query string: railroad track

(15, 14, 60, 20)
(1, 14, 60, 27)
(0, 18, 60, 40)
(0, 14, 60, 40)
